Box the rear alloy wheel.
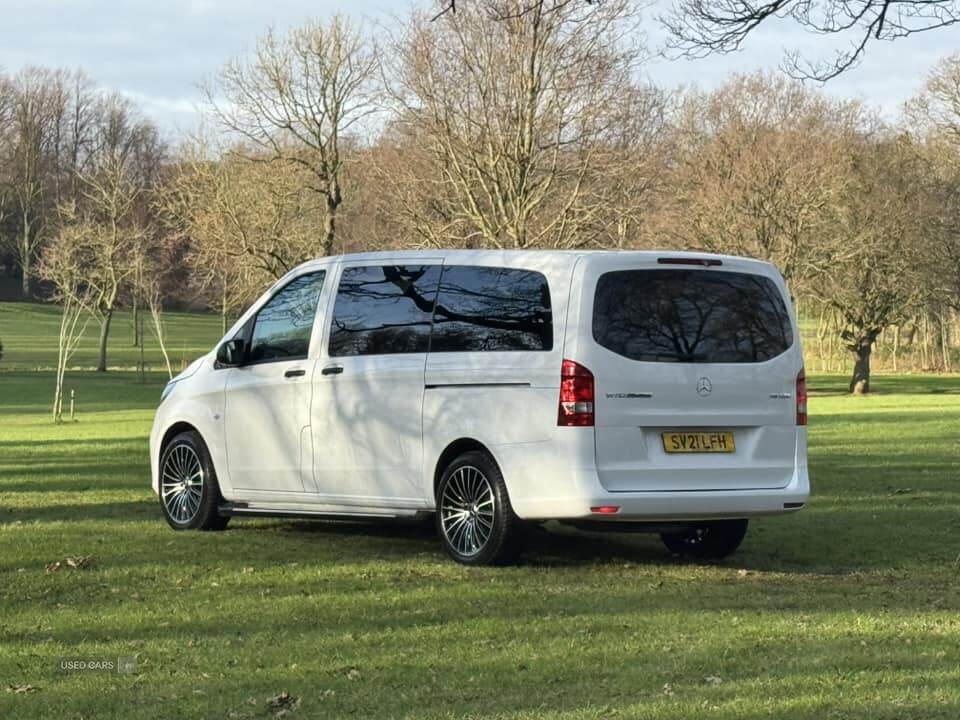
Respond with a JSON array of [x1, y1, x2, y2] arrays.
[[159, 431, 229, 531], [436, 450, 522, 565], [660, 519, 748, 560]]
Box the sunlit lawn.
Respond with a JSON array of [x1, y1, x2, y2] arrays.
[[1, 364, 959, 718], [0, 301, 223, 371]]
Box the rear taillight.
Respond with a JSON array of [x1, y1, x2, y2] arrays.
[[796, 370, 807, 426], [558, 359, 594, 426]]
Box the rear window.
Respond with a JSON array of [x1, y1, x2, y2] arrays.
[[592, 269, 793, 363], [431, 266, 552, 352]]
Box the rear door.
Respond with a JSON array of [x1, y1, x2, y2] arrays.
[[575, 256, 802, 492], [310, 261, 442, 505]]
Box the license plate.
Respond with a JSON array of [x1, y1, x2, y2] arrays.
[[661, 431, 736, 454]]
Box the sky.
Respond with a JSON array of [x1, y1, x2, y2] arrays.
[[1, 0, 957, 137]]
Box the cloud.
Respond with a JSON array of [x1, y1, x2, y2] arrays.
[[0, 0, 953, 134]]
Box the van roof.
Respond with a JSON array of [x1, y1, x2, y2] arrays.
[[292, 249, 778, 274]]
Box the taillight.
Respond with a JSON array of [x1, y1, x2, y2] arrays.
[[558, 359, 594, 426], [796, 370, 807, 426]]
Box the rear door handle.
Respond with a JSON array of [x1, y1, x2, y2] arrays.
[[284, 369, 306, 378], [321, 365, 343, 376]]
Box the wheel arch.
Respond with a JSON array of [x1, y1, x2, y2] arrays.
[[159, 421, 202, 456], [433, 438, 500, 499]]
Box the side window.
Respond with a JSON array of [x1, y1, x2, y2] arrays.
[[328, 265, 441, 357], [431, 266, 553, 352], [247, 271, 326, 363]]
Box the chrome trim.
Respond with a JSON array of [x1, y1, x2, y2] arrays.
[[426, 382, 531, 389]]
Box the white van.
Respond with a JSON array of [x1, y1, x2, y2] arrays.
[[150, 250, 808, 565]]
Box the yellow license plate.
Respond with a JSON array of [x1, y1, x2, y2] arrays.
[[662, 431, 736, 454]]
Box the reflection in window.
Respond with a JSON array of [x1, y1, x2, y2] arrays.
[[431, 266, 553, 352], [328, 265, 441, 357], [593, 269, 792, 364], [248, 271, 326, 363]]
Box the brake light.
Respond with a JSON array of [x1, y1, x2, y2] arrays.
[[657, 257, 722, 267], [590, 505, 620, 514], [796, 370, 807, 426], [558, 359, 594, 426]]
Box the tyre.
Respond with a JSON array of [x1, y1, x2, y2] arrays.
[[158, 430, 229, 531], [435, 450, 523, 565], [660, 519, 748, 560]]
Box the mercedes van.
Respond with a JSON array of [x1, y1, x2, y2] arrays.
[[150, 250, 808, 565]]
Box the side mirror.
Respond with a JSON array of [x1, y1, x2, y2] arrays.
[[216, 338, 245, 367]]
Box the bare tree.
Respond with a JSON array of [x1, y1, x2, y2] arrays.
[[80, 95, 153, 372], [5, 67, 61, 297], [662, 0, 960, 81], [162, 135, 321, 327], [812, 135, 928, 393], [910, 54, 960, 144], [0, 73, 13, 238], [386, 0, 650, 249], [907, 54, 960, 366], [656, 73, 866, 288], [206, 15, 379, 257], [38, 204, 96, 421]]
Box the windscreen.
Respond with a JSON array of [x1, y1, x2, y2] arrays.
[[592, 269, 793, 363]]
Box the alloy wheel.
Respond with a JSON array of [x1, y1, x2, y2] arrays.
[[161, 443, 204, 524], [440, 465, 496, 557]]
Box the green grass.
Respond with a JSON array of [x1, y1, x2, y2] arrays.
[[1, 370, 959, 719], [0, 301, 223, 370]]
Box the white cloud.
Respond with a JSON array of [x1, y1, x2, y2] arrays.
[[1, 0, 955, 135]]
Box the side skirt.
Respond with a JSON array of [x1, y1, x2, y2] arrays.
[[218, 501, 425, 521]]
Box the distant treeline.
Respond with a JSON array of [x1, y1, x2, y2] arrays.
[[1, 2, 959, 393]]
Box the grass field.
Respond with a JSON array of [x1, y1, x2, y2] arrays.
[[2, 365, 959, 719], [2, 302, 958, 718], [0, 301, 223, 370]]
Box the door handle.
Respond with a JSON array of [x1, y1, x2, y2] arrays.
[[284, 369, 306, 378], [321, 365, 344, 376]]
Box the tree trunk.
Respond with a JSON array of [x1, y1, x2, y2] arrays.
[[97, 309, 113, 372], [20, 230, 32, 298], [221, 284, 228, 334], [322, 194, 338, 256], [132, 296, 140, 347], [849, 338, 872, 395]]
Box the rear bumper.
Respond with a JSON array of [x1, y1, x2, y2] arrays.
[[515, 470, 809, 521], [497, 430, 809, 522]]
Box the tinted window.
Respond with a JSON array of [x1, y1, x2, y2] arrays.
[[329, 265, 441, 357], [593, 269, 792, 363], [431, 266, 552, 352], [248, 271, 326, 363]]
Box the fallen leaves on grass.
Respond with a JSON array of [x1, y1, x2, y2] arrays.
[[7, 684, 39, 694], [266, 691, 301, 717], [46, 556, 92, 573], [347, 668, 361, 681]]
